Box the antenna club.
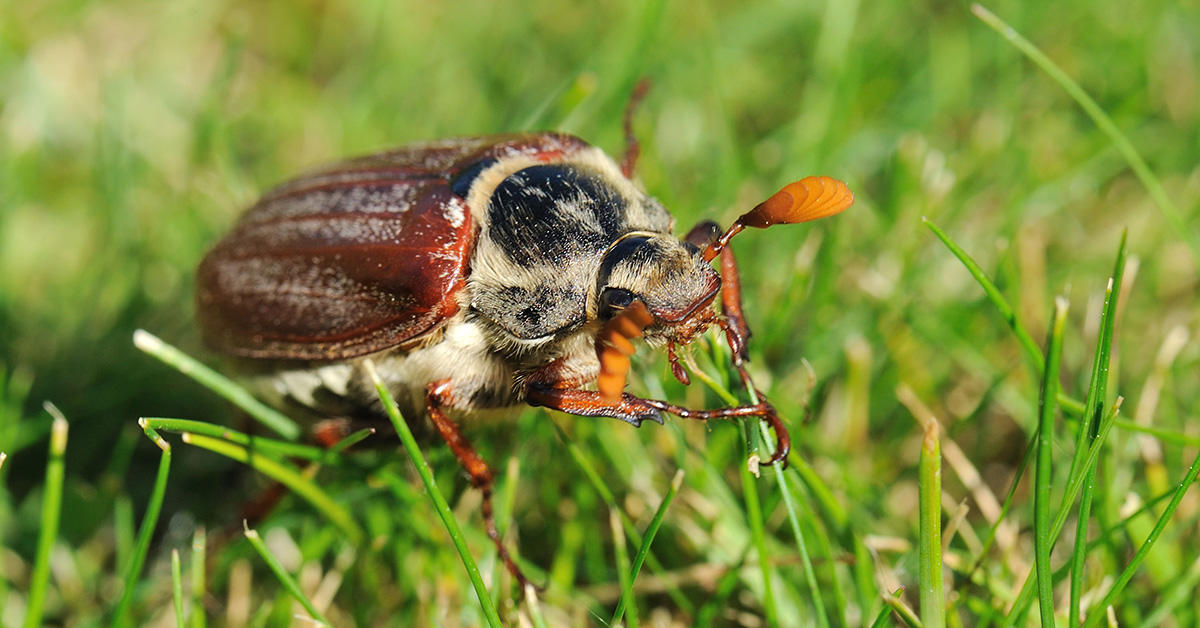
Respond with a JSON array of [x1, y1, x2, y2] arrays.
[[740, 176, 854, 227]]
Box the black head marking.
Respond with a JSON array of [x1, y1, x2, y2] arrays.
[[487, 165, 628, 266]]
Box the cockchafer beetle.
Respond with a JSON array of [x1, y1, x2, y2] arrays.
[[196, 93, 854, 587]]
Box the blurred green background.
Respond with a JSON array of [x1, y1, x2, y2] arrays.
[[2, 0, 1198, 625]]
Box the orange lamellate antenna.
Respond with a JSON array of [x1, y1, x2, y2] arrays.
[[596, 301, 654, 402], [702, 176, 855, 262]]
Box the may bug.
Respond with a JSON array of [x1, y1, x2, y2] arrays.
[[197, 94, 853, 587]]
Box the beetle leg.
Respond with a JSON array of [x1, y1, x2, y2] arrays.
[[527, 387, 663, 426], [717, 247, 752, 367], [527, 387, 790, 466], [710, 239, 798, 467], [681, 222, 790, 466], [620, 78, 651, 177], [683, 219, 752, 365], [666, 341, 691, 386], [426, 380, 539, 591]]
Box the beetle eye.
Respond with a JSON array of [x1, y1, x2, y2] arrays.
[[598, 287, 636, 318]]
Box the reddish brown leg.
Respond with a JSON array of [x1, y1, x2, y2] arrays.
[[426, 380, 538, 591], [681, 221, 792, 465], [713, 244, 792, 466], [718, 247, 752, 366], [527, 387, 789, 465], [666, 341, 691, 385], [620, 78, 651, 178]]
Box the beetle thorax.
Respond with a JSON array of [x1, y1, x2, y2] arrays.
[[461, 149, 677, 357]]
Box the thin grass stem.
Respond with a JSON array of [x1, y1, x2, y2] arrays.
[[141, 418, 328, 461], [610, 508, 638, 628], [1080, 447, 1200, 627], [884, 586, 923, 628], [554, 420, 694, 612], [181, 433, 363, 545], [113, 421, 173, 627], [22, 406, 67, 628], [923, 219, 1084, 415], [970, 4, 1197, 260], [1005, 397, 1125, 624], [362, 360, 502, 628], [1068, 234, 1126, 626], [242, 524, 329, 626], [919, 421, 945, 628], [1034, 297, 1067, 627], [191, 527, 206, 628], [611, 469, 685, 625], [760, 421, 831, 627], [171, 549, 185, 628], [133, 330, 300, 440]]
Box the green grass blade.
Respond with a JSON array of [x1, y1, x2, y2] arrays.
[[1081, 447, 1200, 627], [362, 359, 502, 628], [922, 219, 1041, 372], [171, 549, 184, 628], [611, 469, 684, 625], [191, 527, 206, 628], [1111, 419, 1200, 447], [761, 422, 831, 627], [141, 418, 329, 462], [919, 421, 944, 628], [970, 4, 1197, 260], [1034, 297, 1067, 627], [133, 330, 300, 440], [324, 427, 375, 456], [923, 219, 1084, 415], [554, 420, 694, 613], [180, 432, 363, 545], [700, 333, 783, 624], [113, 421, 173, 628], [789, 456, 878, 614], [870, 601, 897, 628], [1006, 398, 1126, 624], [22, 404, 67, 628], [741, 427, 779, 625], [1066, 232, 1126, 480], [884, 586, 923, 628], [242, 524, 329, 626], [1069, 234, 1126, 626], [610, 508, 638, 628]]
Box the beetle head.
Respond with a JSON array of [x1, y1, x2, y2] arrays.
[[591, 231, 720, 344]]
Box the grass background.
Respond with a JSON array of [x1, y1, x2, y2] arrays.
[[2, 0, 1199, 625]]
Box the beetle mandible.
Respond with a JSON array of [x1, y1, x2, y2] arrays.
[[196, 89, 854, 587]]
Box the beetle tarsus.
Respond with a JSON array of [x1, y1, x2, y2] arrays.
[[756, 400, 791, 468], [667, 342, 691, 386]]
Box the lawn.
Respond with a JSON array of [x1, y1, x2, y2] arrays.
[[2, 0, 1198, 626]]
